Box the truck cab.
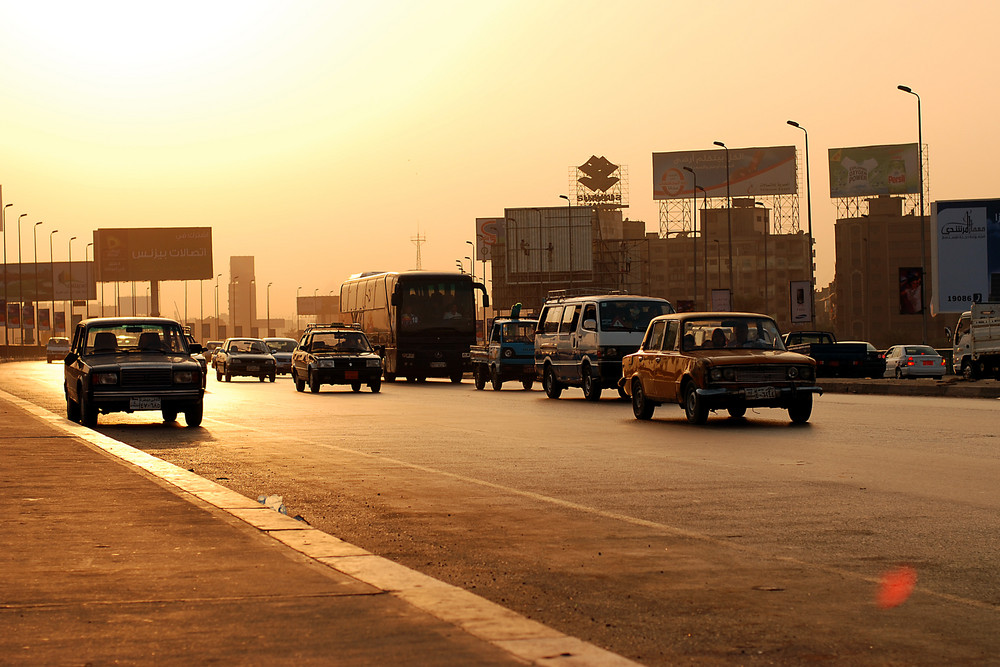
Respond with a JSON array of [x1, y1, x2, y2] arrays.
[[948, 303, 1000, 379], [471, 315, 538, 391]]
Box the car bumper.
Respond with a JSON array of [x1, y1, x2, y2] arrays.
[[90, 388, 203, 412], [695, 385, 823, 408], [314, 368, 382, 384]]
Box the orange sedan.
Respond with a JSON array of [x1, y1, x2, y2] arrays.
[[620, 312, 822, 424]]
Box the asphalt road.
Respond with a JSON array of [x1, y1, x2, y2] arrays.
[[5, 361, 999, 665]]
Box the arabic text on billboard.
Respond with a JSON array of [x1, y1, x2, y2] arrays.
[[95, 227, 213, 282], [652, 146, 797, 201], [931, 198, 1000, 313], [828, 143, 919, 198]]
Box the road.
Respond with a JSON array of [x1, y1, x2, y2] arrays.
[[4, 360, 999, 665]]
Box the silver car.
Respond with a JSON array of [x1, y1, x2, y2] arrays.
[[883, 345, 946, 378], [264, 337, 298, 375]]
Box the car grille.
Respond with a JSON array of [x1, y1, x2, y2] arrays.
[[121, 368, 173, 387], [327, 359, 368, 369], [733, 366, 790, 383]]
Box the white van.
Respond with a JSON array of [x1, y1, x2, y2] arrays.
[[534, 292, 674, 400]]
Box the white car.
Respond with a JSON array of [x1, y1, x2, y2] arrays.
[[45, 336, 71, 363], [883, 345, 946, 379]]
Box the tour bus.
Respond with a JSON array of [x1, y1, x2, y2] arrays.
[[340, 271, 489, 382]]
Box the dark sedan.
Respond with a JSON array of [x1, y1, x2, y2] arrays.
[[214, 337, 277, 382]]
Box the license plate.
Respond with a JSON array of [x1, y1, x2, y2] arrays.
[[345, 371, 358, 379], [248, 365, 259, 372], [430, 362, 447, 368], [745, 386, 778, 400], [922, 360, 933, 365], [130, 397, 161, 410]]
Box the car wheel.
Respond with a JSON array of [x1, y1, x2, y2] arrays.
[[217, 368, 223, 382], [631, 378, 654, 420], [309, 370, 321, 393], [617, 385, 629, 401], [369, 377, 381, 393], [788, 393, 813, 424], [162, 409, 178, 423], [543, 365, 562, 399], [66, 391, 80, 423], [450, 371, 463, 383], [490, 366, 503, 391], [895, 366, 903, 379], [521, 378, 534, 391], [79, 387, 98, 427], [184, 402, 204, 428], [473, 366, 486, 390], [269, 373, 276, 382], [683, 383, 708, 425], [293, 370, 305, 392], [961, 360, 975, 381], [351, 382, 361, 392], [259, 375, 266, 382], [581, 365, 602, 401], [727, 404, 747, 419]]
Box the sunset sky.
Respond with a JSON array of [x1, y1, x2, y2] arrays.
[[1, 1, 996, 321]]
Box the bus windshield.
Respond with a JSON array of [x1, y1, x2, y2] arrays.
[[398, 279, 475, 334]]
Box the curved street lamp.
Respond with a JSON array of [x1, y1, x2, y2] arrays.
[[32, 221, 42, 342], [683, 166, 699, 310], [1, 203, 11, 346], [49, 230, 58, 335], [266, 282, 273, 337], [897, 84, 928, 344], [68, 236, 77, 330], [787, 120, 816, 325], [18, 214, 27, 341], [214, 273, 222, 338], [712, 142, 734, 305]]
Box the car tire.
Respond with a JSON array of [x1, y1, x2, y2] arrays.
[[269, 373, 276, 382], [185, 402, 204, 428], [631, 378, 654, 420], [369, 377, 381, 393], [217, 368, 223, 382], [309, 370, 321, 393], [728, 404, 747, 419], [259, 375, 266, 382], [490, 366, 503, 391], [683, 383, 708, 425], [543, 365, 563, 399], [521, 378, 533, 391], [788, 393, 813, 424], [293, 370, 305, 393], [66, 391, 80, 423], [79, 387, 98, 427], [895, 366, 903, 379], [450, 371, 463, 384], [351, 382, 361, 392], [581, 365, 602, 401], [162, 409, 178, 423], [473, 366, 486, 390]]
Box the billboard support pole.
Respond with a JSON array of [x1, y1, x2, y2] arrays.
[[788, 120, 816, 323]]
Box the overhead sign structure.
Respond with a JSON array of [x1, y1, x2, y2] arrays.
[[828, 143, 920, 198], [931, 198, 1000, 313], [94, 227, 213, 282], [652, 146, 797, 201]]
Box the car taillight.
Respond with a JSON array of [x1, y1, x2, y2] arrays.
[[906, 357, 914, 366]]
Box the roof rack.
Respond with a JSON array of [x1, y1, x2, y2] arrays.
[[544, 288, 629, 302], [305, 322, 362, 330]]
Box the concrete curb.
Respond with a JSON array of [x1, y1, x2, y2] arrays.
[[2, 390, 638, 667], [818, 377, 1000, 399]]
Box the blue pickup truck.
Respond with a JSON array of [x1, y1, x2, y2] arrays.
[[470, 314, 538, 391]]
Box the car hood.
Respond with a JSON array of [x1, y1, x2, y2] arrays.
[[695, 350, 815, 365]]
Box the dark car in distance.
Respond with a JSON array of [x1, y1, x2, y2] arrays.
[[213, 337, 277, 382], [291, 324, 382, 393], [63, 317, 205, 427]]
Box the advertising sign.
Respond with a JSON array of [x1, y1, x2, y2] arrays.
[[899, 268, 924, 315], [7, 303, 20, 328], [652, 146, 797, 200], [476, 218, 505, 262], [790, 280, 812, 322], [0, 262, 97, 301], [931, 198, 1000, 313], [711, 289, 732, 312], [54, 311, 65, 333], [21, 304, 34, 329], [94, 227, 213, 282], [828, 143, 920, 198], [503, 207, 593, 283], [38, 308, 50, 331], [0, 299, 4, 327]]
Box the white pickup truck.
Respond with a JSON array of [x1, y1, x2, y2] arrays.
[[947, 302, 1000, 379]]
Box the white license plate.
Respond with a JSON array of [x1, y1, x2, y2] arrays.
[[130, 397, 161, 410], [745, 386, 778, 400], [430, 362, 447, 368], [247, 365, 260, 372]]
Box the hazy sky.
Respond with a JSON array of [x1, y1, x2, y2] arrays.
[[1, 1, 996, 321]]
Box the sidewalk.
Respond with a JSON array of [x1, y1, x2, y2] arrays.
[[0, 392, 634, 666]]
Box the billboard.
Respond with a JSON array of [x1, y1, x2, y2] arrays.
[[828, 143, 920, 198], [652, 146, 797, 200], [476, 218, 504, 262], [0, 262, 96, 301], [790, 280, 812, 322], [503, 206, 593, 283], [94, 227, 213, 282], [931, 199, 1000, 313]]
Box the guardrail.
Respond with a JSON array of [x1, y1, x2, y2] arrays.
[[0, 345, 46, 361]]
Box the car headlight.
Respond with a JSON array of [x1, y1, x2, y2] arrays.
[[93, 372, 119, 385], [173, 371, 196, 384], [502, 348, 514, 358], [366, 359, 381, 367], [318, 360, 334, 368], [710, 367, 736, 381], [601, 347, 618, 359], [787, 366, 799, 379]]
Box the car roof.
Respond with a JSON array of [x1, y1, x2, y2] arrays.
[[80, 316, 182, 327]]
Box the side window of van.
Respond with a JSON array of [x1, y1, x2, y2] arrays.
[[542, 306, 564, 334], [581, 304, 598, 330], [561, 305, 580, 332]]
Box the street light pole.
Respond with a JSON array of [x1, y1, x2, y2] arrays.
[[787, 120, 816, 325], [296, 286, 302, 332], [466, 239, 478, 337], [49, 230, 58, 335], [559, 194, 574, 292], [33, 221, 42, 343], [17, 214, 27, 343], [683, 166, 699, 310], [266, 282, 273, 337], [713, 142, 734, 309], [1, 202, 11, 346], [68, 237, 77, 330], [898, 85, 929, 344], [697, 185, 707, 308], [249, 279, 256, 335], [85, 242, 93, 318], [215, 273, 222, 339]]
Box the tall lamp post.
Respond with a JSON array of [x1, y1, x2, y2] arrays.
[[683, 166, 699, 310], [466, 239, 478, 336], [787, 120, 816, 325], [85, 242, 93, 318], [296, 286, 302, 332], [266, 282, 273, 337], [214, 273, 222, 339], [697, 185, 707, 307], [2, 203, 11, 345], [49, 230, 58, 335], [559, 194, 574, 291], [17, 214, 27, 342], [32, 221, 42, 343], [68, 236, 77, 330], [249, 279, 256, 335], [712, 142, 734, 308], [897, 85, 928, 344]]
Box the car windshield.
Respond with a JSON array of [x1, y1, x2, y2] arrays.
[[599, 300, 673, 332], [905, 345, 937, 355], [266, 340, 297, 353], [681, 316, 785, 351], [230, 340, 269, 354], [311, 331, 371, 352], [501, 322, 535, 343], [85, 323, 187, 354]]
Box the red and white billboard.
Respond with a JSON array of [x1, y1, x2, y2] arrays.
[[652, 146, 797, 200], [94, 227, 213, 282]]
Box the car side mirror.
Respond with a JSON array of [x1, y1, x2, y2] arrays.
[[64, 352, 78, 364], [582, 318, 597, 331], [189, 343, 204, 354]]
